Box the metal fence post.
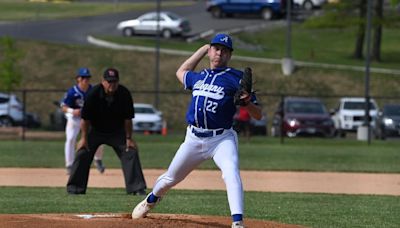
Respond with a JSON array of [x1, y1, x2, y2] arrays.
[[280, 94, 285, 144], [21, 90, 26, 141]]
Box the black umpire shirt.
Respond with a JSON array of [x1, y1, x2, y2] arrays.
[[81, 84, 135, 134]]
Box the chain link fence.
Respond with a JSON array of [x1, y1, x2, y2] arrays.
[[1, 89, 400, 141]]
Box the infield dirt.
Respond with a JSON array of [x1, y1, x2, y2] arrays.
[[0, 213, 304, 228]]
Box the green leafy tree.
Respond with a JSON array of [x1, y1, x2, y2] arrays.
[[372, 0, 383, 61], [354, 0, 366, 60], [0, 37, 23, 92], [304, 0, 398, 62]]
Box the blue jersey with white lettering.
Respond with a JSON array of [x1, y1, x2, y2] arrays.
[[61, 85, 92, 109], [184, 67, 257, 129]]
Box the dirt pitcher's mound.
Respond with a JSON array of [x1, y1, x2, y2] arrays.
[[0, 213, 303, 228]]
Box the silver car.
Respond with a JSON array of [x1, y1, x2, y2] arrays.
[[132, 103, 163, 134], [0, 92, 24, 127], [117, 11, 191, 39]]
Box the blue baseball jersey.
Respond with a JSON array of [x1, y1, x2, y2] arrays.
[[61, 85, 92, 109], [184, 67, 257, 129]]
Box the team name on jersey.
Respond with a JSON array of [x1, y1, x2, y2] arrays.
[[74, 96, 84, 108], [193, 81, 225, 100]]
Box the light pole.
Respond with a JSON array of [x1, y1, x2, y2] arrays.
[[113, 0, 119, 11], [154, 0, 161, 109], [282, 0, 295, 76], [364, 0, 373, 144]]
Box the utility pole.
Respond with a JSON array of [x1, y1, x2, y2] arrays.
[[113, 0, 119, 11], [154, 0, 161, 109], [281, 0, 295, 76], [364, 0, 373, 145]]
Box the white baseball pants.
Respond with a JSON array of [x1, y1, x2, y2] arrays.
[[152, 126, 244, 215], [64, 116, 104, 167]]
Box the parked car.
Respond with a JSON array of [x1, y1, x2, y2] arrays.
[[249, 115, 268, 135], [133, 103, 163, 134], [24, 112, 41, 128], [271, 97, 335, 137], [116, 11, 191, 38], [331, 97, 378, 138], [293, 0, 326, 10], [373, 104, 400, 140], [50, 102, 164, 133], [0, 92, 24, 127], [0, 92, 41, 128], [233, 108, 268, 136], [206, 0, 285, 20], [49, 100, 66, 131]]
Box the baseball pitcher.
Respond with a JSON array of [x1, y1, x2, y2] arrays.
[[132, 34, 262, 228]]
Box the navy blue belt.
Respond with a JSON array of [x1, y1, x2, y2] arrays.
[[191, 126, 224, 138]]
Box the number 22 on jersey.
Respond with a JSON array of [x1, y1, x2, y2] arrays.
[[206, 100, 218, 113]]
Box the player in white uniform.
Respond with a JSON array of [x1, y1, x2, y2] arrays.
[[62, 68, 105, 175], [132, 34, 262, 228]]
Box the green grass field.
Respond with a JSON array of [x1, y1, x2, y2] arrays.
[[1, 187, 399, 228], [1, 136, 400, 173], [0, 137, 400, 227]]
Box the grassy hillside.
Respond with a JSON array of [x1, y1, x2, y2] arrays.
[[5, 39, 400, 131], [104, 26, 400, 70], [0, 0, 191, 21]]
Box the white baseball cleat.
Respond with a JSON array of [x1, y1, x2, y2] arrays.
[[131, 193, 159, 219], [232, 220, 244, 228]]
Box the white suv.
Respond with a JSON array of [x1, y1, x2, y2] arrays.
[[331, 97, 378, 137], [0, 92, 24, 127]]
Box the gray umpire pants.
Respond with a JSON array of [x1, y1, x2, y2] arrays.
[[66, 130, 146, 194]]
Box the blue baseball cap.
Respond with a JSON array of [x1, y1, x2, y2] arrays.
[[210, 33, 233, 51], [77, 68, 91, 77]]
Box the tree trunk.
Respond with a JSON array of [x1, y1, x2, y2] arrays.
[[353, 0, 367, 59], [372, 0, 383, 62]]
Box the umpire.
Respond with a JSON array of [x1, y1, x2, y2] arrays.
[[67, 68, 147, 195]]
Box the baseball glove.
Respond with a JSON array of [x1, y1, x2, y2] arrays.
[[234, 67, 253, 106]]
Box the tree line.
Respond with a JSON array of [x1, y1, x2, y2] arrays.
[[304, 0, 400, 62]]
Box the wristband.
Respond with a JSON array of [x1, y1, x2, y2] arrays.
[[67, 108, 74, 114]]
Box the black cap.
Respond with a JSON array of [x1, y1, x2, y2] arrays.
[[103, 68, 119, 82]]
